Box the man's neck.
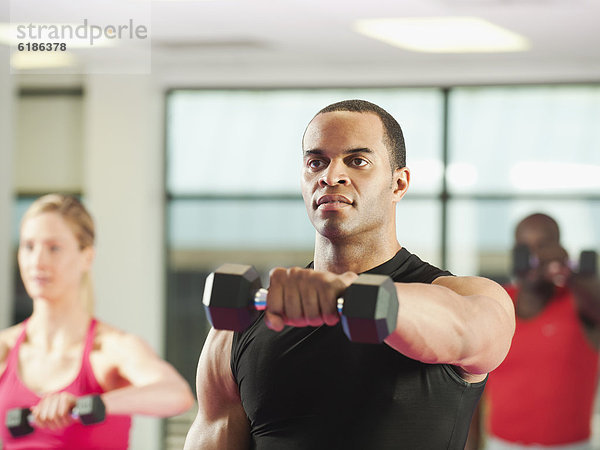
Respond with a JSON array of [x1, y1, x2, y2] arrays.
[[515, 280, 555, 319], [313, 235, 401, 274]]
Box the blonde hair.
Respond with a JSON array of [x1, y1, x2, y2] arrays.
[[21, 194, 96, 314]]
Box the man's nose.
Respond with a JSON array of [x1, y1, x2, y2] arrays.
[[319, 161, 350, 187]]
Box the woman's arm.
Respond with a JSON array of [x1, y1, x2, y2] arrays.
[[98, 328, 195, 417]]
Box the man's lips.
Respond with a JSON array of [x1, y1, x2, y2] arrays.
[[316, 194, 353, 210]]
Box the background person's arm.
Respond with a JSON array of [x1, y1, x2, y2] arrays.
[[385, 276, 515, 380], [98, 327, 194, 417], [184, 329, 250, 450], [571, 273, 600, 348]]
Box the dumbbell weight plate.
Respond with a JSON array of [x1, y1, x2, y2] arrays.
[[579, 250, 598, 276], [203, 264, 263, 331], [5, 408, 33, 437], [74, 395, 106, 425], [340, 274, 399, 344]]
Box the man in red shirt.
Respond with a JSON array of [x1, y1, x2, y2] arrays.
[[468, 213, 600, 449]]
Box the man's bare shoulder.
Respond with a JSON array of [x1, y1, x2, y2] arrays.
[[434, 275, 511, 300], [205, 329, 235, 354], [201, 329, 235, 374], [198, 329, 238, 400]]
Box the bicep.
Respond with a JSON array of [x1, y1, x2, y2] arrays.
[[186, 329, 249, 450], [196, 329, 240, 415], [434, 275, 515, 321], [432, 275, 516, 373]]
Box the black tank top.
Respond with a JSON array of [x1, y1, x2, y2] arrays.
[[231, 248, 486, 450]]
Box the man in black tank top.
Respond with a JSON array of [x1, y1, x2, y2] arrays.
[[184, 100, 515, 450]]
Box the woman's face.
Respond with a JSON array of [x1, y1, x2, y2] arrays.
[[18, 212, 93, 303]]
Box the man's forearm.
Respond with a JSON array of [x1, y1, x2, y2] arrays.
[[571, 276, 600, 324]]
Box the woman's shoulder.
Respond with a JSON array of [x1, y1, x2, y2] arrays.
[[0, 322, 26, 370], [92, 320, 149, 353], [0, 322, 26, 349]]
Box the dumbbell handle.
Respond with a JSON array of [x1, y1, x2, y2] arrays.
[[514, 247, 597, 276], [252, 288, 344, 314], [6, 394, 105, 438], [24, 406, 86, 425]]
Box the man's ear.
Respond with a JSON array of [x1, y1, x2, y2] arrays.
[[392, 167, 410, 201]]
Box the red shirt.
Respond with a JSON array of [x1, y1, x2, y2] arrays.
[[486, 285, 599, 445], [0, 319, 131, 449]]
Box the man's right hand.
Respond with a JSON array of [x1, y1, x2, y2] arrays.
[[265, 267, 358, 331], [534, 244, 571, 287]]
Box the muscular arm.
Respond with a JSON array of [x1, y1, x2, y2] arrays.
[[570, 274, 600, 348], [184, 329, 250, 450], [100, 332, 194, 417], [384, 276, 515, 378]]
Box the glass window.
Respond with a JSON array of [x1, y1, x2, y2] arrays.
[[448, 86, 600, 194], [166, 88, 444, 195], [447, 199, 600, 280], [396, 199, 442, 267], [168, 198, 315, 251]]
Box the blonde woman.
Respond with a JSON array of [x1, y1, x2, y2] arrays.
[[0, 194, 194, 449]]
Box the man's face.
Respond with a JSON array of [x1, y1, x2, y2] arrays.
[[516, 218, 562, 262], [301, 111, 409, 241], [515, 219, 568, 287]]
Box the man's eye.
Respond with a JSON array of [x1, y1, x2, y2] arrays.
[[350, 158, 368, 167], [308, 160, 324, 169]]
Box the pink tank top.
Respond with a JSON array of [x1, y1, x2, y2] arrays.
[[0, 319, 132, 449]]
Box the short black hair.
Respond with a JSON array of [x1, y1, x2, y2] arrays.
[[308, 99, 406, 170], [516, 213, 561, 242]]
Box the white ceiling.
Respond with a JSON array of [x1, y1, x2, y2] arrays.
[[4, 0, 600, 87]]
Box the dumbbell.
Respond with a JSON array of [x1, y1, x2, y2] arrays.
[[5, 394, 105, 437], [513, 245, 598, 277], [202, 263, 399, 344]]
